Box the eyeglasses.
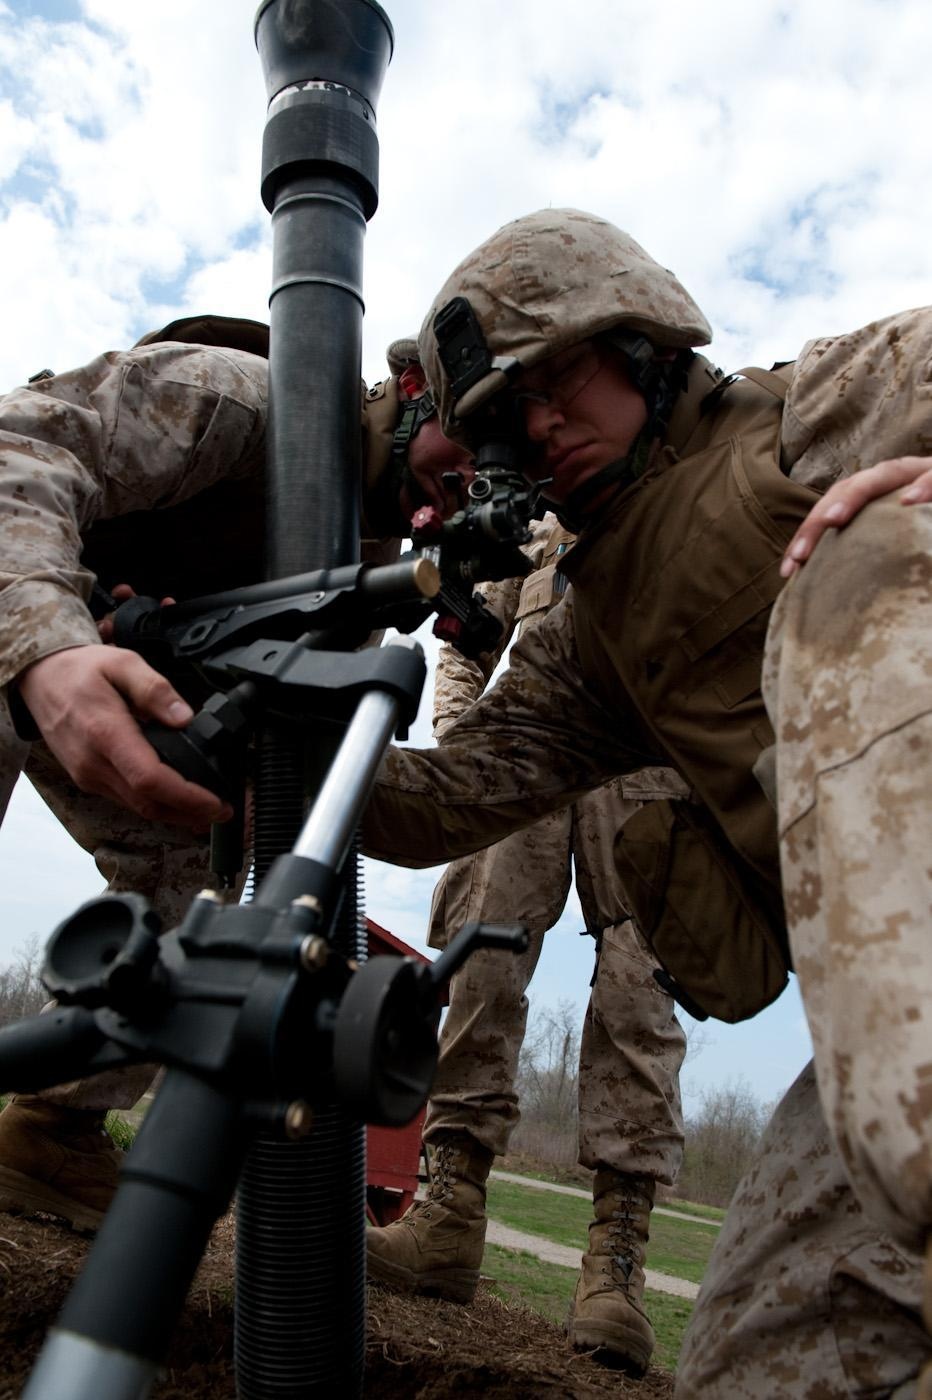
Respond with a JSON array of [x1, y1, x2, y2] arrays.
[[514, 342, 606, 415]]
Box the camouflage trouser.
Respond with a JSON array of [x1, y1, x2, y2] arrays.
[[677, 1061, 927, 1397], [679, 497, 932, 1394], [424, 782, 686, 1182], [0, 699, 213, 1110]]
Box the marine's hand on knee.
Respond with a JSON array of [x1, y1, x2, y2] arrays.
[[781, 456, 932, 579]]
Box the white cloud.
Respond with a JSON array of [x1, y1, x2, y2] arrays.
[[3, 0, 930, 379], [0, 97, 36, 181]]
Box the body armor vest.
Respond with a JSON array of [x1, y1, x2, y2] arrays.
[[562, 372, 821, 1020]]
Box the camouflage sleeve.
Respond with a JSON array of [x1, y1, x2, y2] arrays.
[[431, 515, 555, 739], [782, 307, 932, 493], [364, 594, 660, 867], [432, 574, 524, 739], [0, 344, 266, 688]]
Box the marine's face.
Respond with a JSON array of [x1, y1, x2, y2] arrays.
[[404, 410, 475, 518], [513, 340, 648, 505], [394, 361, 475, 520]]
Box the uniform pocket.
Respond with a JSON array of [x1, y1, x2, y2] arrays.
[[614, 798, 790, 1023], [515, 562, 559, 621], [829, 1238, 928, 1396]]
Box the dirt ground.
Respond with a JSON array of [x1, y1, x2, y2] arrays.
[[0, 1212, 675, 1399]]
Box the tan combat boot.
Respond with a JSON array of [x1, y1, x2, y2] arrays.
[[0, 1094, 123, 1232], [567, 1169, 656, 1375], [366, 1131, 493, 1303]]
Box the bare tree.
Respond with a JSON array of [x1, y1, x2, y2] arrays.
[[677, 1078, 770, 1207], [516, 999, 580, 1129], [0, 936, 47, 1029], [681, 1013, 712, 1066], [510, 999, 581, 1171]]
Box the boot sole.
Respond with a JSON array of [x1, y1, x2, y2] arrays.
[[569, 1319, 653, 1378], [366, 1249, 478, 1305], [0, 1164, 104, 1233]]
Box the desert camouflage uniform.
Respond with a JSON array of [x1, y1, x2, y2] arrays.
[[678, 313, 932, 1396], [0, 342, 270, 1105], [363, 259, 932, 1391], [0, 338, 400, 1109], [425, 515, 687, 1180]]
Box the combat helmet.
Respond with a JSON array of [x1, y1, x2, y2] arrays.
[[385, 335, 420, 376], [418, 208, 711, 440]]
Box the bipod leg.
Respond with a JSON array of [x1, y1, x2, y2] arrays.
[[23, 1068, 245, 1400]]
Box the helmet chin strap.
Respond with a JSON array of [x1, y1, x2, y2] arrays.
[[548, 426, 653, 533], [548, 346, 694, 533], [382, 389, 442, 526]]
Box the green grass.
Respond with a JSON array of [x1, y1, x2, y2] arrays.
[[499, 1165, 726, 1223], [485, 1243, 577, 1323], [486, 1178, 718, 1286], [483, 1243, 693, 1373], [105, 1112, 137, 1150], [658, 1197, 725, 1223]]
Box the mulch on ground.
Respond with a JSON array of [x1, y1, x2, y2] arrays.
[[0, 1212, 674, 1399]]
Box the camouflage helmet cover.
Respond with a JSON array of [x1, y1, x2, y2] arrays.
[[418, 208, 712, 436], [385, 334, 420, 375]]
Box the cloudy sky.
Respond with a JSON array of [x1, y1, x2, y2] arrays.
[[0, 0, 929, 1113]]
